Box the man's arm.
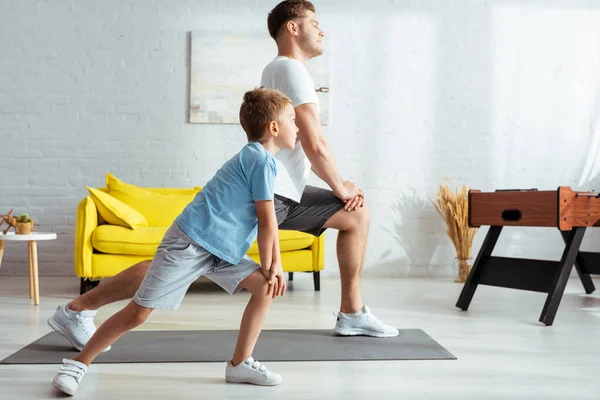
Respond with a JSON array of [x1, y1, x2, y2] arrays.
[[295, 103, 362, 202], [255, 200, 286, 298]]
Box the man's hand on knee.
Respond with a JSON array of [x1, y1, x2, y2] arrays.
[[344, 194, 365, 212], [334, 180, 362, 202]]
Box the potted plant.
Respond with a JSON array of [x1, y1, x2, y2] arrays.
[[430, 182, 478, 283], [14, 214, 35, 235]]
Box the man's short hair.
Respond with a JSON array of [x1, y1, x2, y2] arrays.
[[267, 0, 315, 40], [239, 88, 292, 142]]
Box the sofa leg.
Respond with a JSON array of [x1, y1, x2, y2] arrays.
[[288, 272, 294, 281], [80, 278, 100, 295], [313, 271, 320, 291]]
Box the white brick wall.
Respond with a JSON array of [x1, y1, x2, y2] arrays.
[[2, 0, 600, 280]]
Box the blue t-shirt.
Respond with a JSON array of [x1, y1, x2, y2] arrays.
[[175, 142, 277, 265]]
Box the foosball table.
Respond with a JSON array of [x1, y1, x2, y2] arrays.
[[456, 187, 600, 325]]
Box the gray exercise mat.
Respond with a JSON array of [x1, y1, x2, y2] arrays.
[[0, 329, 455, 364]]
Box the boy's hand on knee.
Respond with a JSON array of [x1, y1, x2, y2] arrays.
[[267, 262, 286, 299]]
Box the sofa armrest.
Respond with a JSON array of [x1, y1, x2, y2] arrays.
[[310, 232, 325, 272], [74, 196, 98, 278]]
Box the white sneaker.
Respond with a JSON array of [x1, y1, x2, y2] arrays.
[[47, 303, 111, 352], [334, 305, 399, 338], [225, 357, 282, 386], [52, 358, 88, 396]]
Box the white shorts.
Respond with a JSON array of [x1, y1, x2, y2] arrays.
[[133, 222, 261, 310]]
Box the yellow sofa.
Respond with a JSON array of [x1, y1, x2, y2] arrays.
[[75, 183, 324, 295]]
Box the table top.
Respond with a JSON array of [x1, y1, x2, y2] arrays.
[[0, 232, 57, 241]]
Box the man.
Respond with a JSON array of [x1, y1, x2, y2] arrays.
[[48, 0, 397, 351]]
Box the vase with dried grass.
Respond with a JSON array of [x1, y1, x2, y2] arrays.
[[430, 182, 478, 283]]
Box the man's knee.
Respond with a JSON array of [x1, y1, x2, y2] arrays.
[[354, 203, 370, 230], [326, 202, 370, 232]]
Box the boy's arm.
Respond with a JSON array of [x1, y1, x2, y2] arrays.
[[255, 200, 286, 298], [295, 103, 363, 204]]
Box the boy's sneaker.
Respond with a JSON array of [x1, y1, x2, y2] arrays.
[[52, 358, 88, 396], [47, 303, 111, 352], [225, 357, 282, 386], [334, 305, 399, 338]]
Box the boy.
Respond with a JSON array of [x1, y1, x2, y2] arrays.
[[52, 87, 299, 395]]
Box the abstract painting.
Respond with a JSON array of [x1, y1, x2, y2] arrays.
[[189, 32, 330, 125]]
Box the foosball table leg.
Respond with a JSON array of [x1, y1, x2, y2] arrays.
[[560, 231, 596, 294], [456, 226, 503, 311], [539, 227, 586, 326]]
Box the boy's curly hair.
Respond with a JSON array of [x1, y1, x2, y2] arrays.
[[239, 88, 291, 142]]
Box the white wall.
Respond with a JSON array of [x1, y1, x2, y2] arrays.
[[2, 0, 600, 279]]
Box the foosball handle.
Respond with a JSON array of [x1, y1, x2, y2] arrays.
[[576, 192, 600, 198], [495, 188, 538, 192]]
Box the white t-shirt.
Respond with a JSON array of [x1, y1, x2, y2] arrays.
[[261, 56, 319, 203]]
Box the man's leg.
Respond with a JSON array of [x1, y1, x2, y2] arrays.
[[276, 187, 368, 312], [47, 260, 152, 351], [276, 186, 397, 337], [323, 204, 397, 337], [322, 204, 370, 314], [69, 260, 152, 311]]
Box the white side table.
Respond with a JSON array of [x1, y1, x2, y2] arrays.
[[0, 232, 57, 305]]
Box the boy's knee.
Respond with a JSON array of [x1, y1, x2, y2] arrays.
[[135, 260, 152, 277], [250, 281, 275, 303], [130, 310, 150, 327], [261, 282, 275, 302], [125, 303, 152, 327]]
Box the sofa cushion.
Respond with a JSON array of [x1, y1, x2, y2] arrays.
[[93, 225, 315, 256], [106, 173, 201, 196], [86, 187, 148, 229], [93, 225, 167, 256], [246, 231, 315, 255], [105, 173, 201, 226]]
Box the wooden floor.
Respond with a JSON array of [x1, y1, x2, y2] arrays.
[[1, 275, 599, 399]]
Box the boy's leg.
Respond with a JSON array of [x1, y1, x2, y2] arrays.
[[52, 222, 214, 395], [205, 258, 282, 386], [48, 259, 152, 351], [52, 301, 153, 395], [231, 269, 273, 365], [74, 301, 153, 365], [70, 260, 152, 311], [75, 226, 207, 355]]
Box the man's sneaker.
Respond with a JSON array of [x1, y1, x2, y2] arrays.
[[52, 358, 88, 396], [334, 305, 399, 338], [47, 303, 111, 352], [225, 357, 282, 386]]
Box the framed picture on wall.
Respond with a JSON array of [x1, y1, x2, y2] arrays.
[[189, 31, 330, 125]]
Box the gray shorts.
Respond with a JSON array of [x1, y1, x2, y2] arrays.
[[133, 186, 343, 310], [275, 185, 345, 236], [133, 223, 261, 310]]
